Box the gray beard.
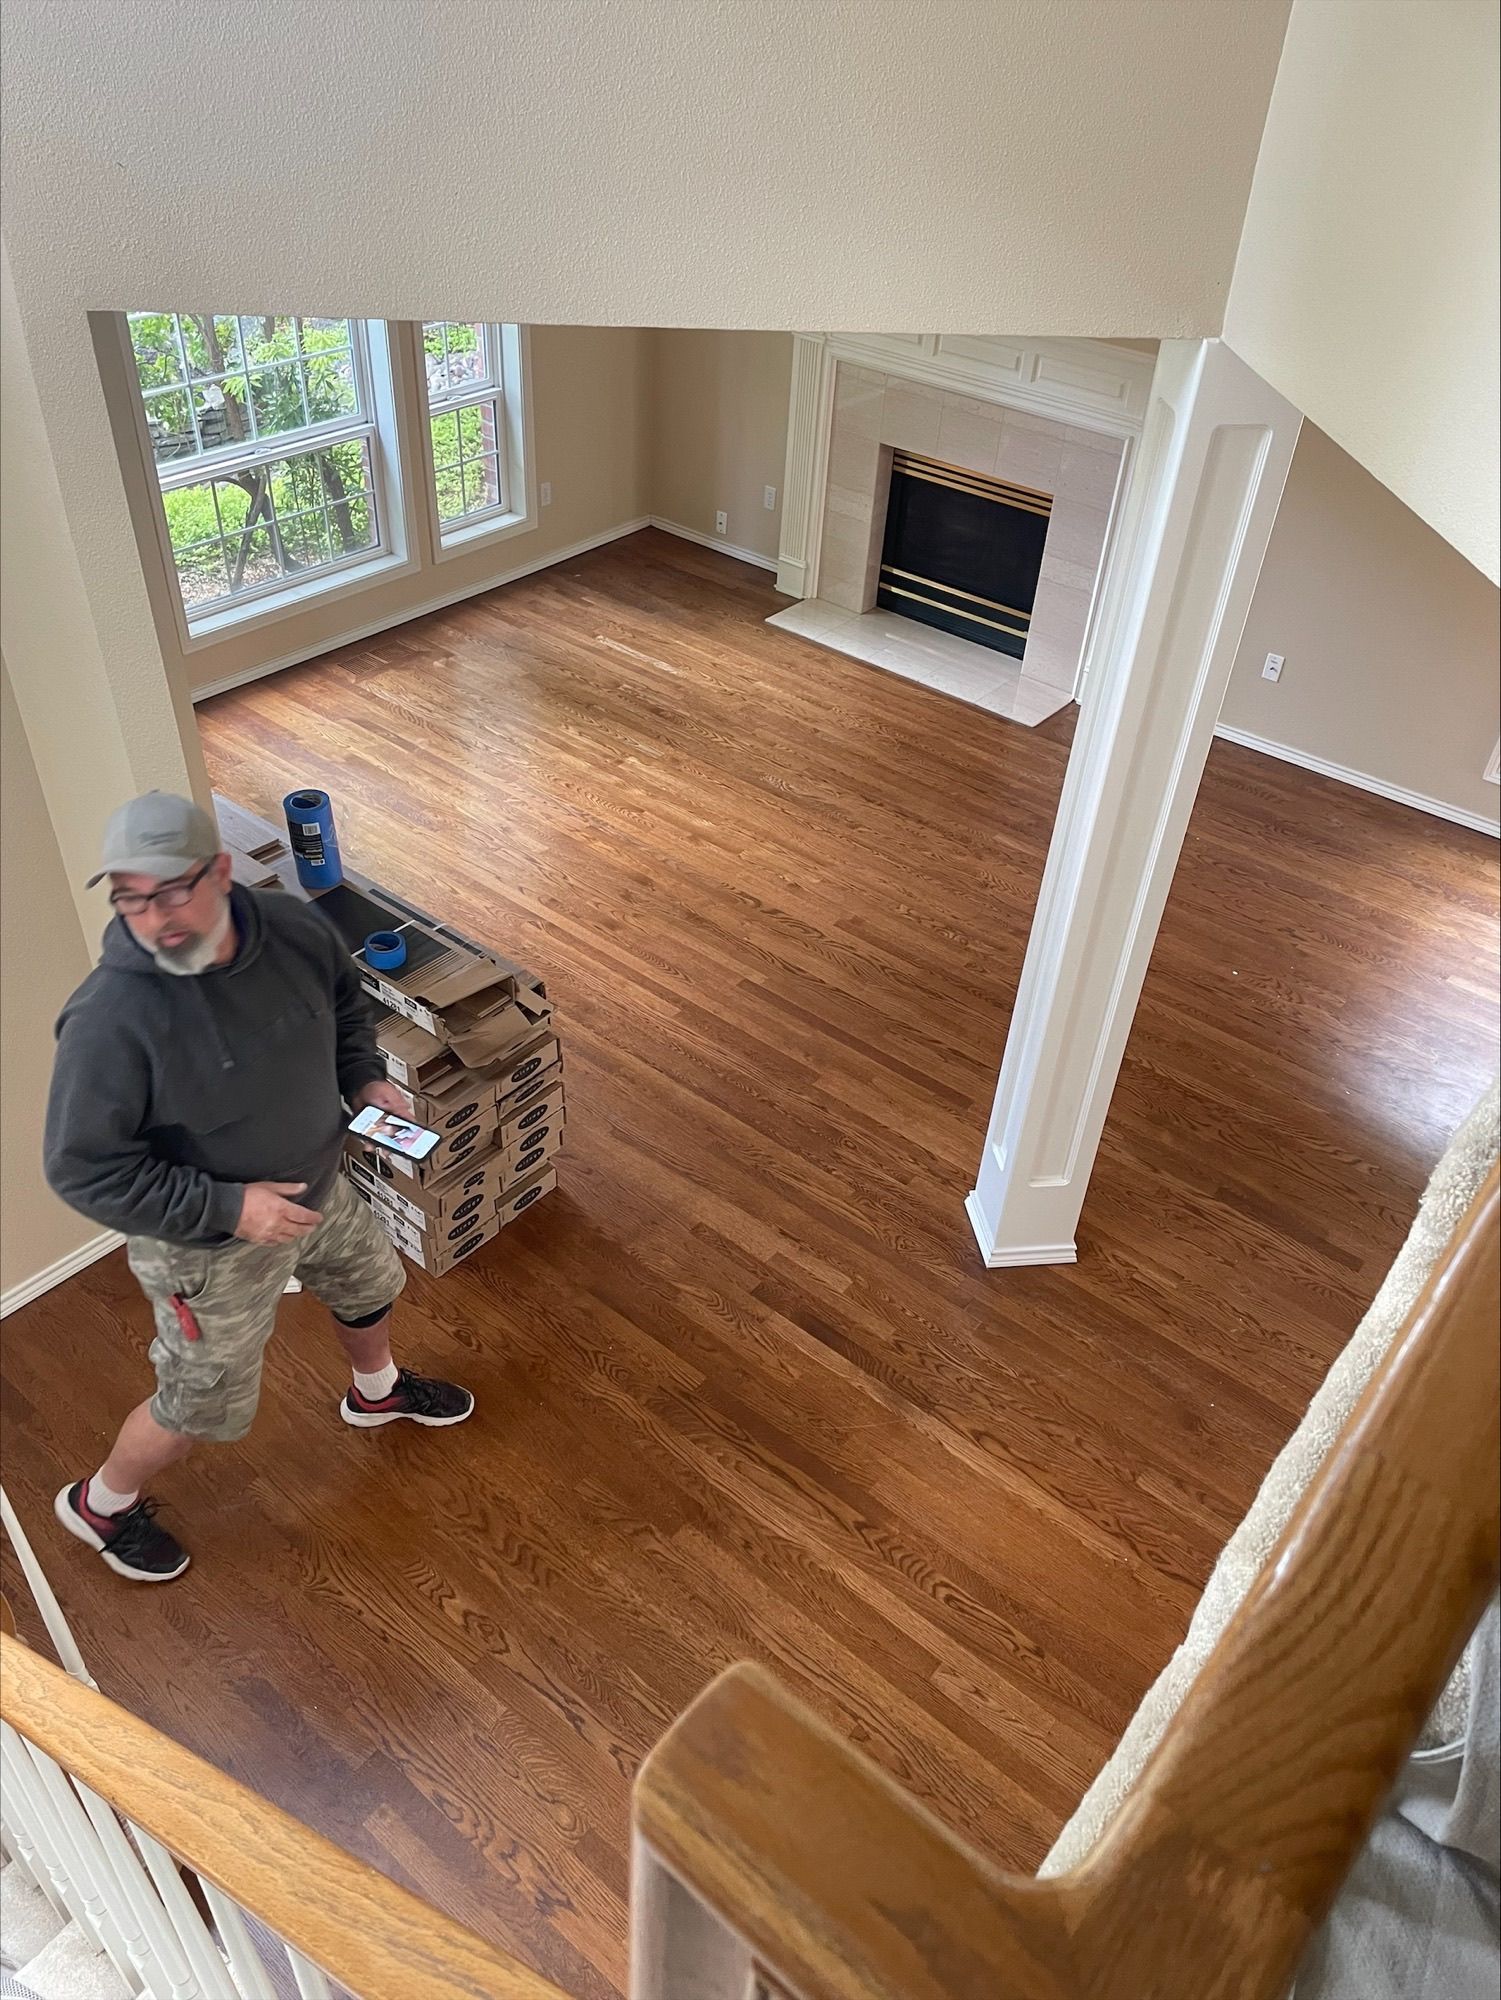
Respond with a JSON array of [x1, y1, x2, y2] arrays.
[[153, 903, 233, 976]]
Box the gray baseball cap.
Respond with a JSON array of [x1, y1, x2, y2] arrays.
[[87, 792, 223, 888]]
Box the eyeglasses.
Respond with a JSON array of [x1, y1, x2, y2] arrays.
[[110, 860, 214, 917]]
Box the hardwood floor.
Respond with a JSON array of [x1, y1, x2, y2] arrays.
[[4, 528, 1496, 1996]]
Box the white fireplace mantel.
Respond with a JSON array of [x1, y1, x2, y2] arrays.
[[774, 332, 1154, 611]]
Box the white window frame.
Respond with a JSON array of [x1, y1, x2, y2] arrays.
[[421, 322, 534, 558], [114, 315, 416, 650]]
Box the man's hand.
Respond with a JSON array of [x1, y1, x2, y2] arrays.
[[235, 1181, 322, 1246], [351, 1080, 408, 1115]]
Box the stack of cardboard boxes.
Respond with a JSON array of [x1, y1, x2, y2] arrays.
[[211, 791, 564, 1278], [339, 911, 565, 1276]]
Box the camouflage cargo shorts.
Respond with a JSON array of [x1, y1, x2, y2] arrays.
[[126, 1173, 406, 1442]]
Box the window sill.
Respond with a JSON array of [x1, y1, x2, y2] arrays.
[[181, 548, 417, 652], [434, 505, 536, 563]]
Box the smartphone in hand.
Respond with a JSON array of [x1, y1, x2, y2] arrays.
[[348, 1103, 442, 1161]]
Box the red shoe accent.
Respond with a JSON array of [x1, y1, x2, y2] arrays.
[[79, 1479, 128, 1531], [349, 1385, 402, 1411]]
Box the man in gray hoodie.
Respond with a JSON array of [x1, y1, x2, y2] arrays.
[[44, 793, 475, 1582]]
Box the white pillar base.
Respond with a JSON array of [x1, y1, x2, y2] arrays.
[[968, 339, 1301, 1270], [965, 1192, 1077, 1269]]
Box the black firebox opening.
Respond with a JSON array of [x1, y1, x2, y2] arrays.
[[876, 450, 1052, 660]]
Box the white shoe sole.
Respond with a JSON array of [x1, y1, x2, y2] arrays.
[[339, 1398, 475, 1429], [53, 1486, 191, 1583]]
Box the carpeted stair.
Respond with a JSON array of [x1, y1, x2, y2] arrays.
[[0, 1859, 135, 2000]]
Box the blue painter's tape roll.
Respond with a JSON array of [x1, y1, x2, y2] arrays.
[[364, 930, 407, 972], [283, 789, 343, 891]]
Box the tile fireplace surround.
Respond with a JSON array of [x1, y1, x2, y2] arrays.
[[769, 335, 1153, 726]]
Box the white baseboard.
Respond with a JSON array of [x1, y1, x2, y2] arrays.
[[648, 516, 779, 573], [964, 1192, 1078, 1269], [1213, 725, 1501, 837], [2, 1232, 122, 1318], [191, 517, 654, 702]]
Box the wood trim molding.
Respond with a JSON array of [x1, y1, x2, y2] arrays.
[[819, 334, 1153, 437], [634, 1164, 1501, 2000], [1215, 725, 1501, 838], [0, 1637, 571, 2000], [0, 1231, 122, 1319]]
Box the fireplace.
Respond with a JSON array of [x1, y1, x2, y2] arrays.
[[876, 449, 1052, 661], [766, 336, 1148, 726]]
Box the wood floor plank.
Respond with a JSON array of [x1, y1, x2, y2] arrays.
[[3, 528, 1496, 1997]]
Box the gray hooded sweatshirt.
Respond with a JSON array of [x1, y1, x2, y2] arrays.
[[45, 886, 386, 1246]]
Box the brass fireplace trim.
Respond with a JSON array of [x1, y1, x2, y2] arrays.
[[879, 563, 1032, 622], [889, 449, 1054, 519]]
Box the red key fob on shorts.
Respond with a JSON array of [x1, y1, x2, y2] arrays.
[[169, 1293, 202, 1342]]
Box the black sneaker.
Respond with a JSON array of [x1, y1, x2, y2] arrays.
[[339, 1368, 475, 1430], [54, 1482, 191, 1583]]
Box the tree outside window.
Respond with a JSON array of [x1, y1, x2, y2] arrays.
[[127, 313, 384, 613]]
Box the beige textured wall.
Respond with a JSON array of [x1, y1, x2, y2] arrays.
[[1222, 424, 1501, 826], [1, 661, 100, 1296], [3, 2, 1292, 339], [649, 331, 793, 562], [1225, 0, 1499, 582], [94, 325, 653, 697]]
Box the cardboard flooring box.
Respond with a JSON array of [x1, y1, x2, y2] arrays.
[[496, 1075, 566, 1153], [345, 1143, 513, 1232], [377, 993, 553, 1087], [496, 1119, 565, 1193], [367, 1197, 501, 1275], [498, 1105, 564, 1164], [361, 1164, 558, 1274], [362, 953, 516, 1044], [491, 1032, 560, 1099], [376, 1014, 463, 1092], [387, 1061, 499, 1137]]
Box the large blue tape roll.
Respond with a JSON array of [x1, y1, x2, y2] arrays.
[[282, 789, 343, 891]]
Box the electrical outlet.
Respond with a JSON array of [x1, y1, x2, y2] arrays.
[[1261, 651, 1285, 682], [763, 485, 778, 511], [540, 481, 552, 507], [714, 510, 728, 535]]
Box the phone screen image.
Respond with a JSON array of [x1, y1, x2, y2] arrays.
[[349, 1104, 442, 1160]]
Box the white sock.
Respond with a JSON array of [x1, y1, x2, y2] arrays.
[[87, 1472, 139, 1517], [353, 1362, 399, 1401]]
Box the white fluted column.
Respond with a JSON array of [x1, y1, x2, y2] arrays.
[[968, 338, 1301, 1267]]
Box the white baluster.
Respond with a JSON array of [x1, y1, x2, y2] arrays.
[[70, 1773, 215, 2000], [200, 1883, 282, 2000], [0, 1724, 129, 1973], [1, 1797, 63, 1915], [285, 1943, 335, 2000], [0, 1487, 95, 1684], [132, 1831, 242, 2000]]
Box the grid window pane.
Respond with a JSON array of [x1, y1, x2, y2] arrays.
[[157, 439, 377, 611], [433, 401, 505, 525], [131, 306, 385, 623], [130, 315, 186, 393], [130, 311, 364, 466], [422, 324, 507, 534], [180, 314, 244, 381], [422, 321, 495, 400], [144, 388, 195, 462], [460, 452, 503, 518], [429, 410, 460, 470]]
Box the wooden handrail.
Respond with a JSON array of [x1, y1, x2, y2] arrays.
[[0, 1634, 572, 2000], [635, 1162, 1501, 2000]]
